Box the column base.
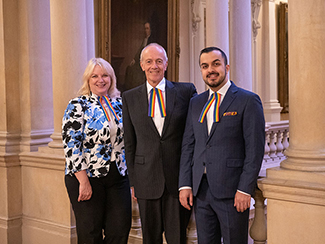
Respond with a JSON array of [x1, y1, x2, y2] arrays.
[[259, 166, 325, 244], [282, 148, 325, 171]]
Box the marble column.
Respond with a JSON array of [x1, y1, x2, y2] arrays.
[[251, 0, 262, 94], [19, 0, 53, 153], [48, 0, 95, 149], [0, 0, 22, 243], [188, 0, 206, 93], [205, 0, 229, 57], [229, 0, 253, 91], [260, 0, 282, 122], [259, 1, 325, 243], [281, 0, 325, 172], [18, 1, 95, 243]]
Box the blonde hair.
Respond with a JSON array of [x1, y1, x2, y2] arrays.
[[78, 58, 120, 98]]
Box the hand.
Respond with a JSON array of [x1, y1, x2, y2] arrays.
[[75, 170, 92, 202], [179, 189, 193, 210], [130, 186, 137, 202], [234, 191, 251, 212]]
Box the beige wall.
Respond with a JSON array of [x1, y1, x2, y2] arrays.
[[0, 0, 93, 243]]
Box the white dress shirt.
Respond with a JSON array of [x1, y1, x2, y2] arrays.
[[206, 80, 231, 134], [146, 78, 166, 136]]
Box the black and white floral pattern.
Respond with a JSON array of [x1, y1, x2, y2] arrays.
[[62, 94, 127, 177]]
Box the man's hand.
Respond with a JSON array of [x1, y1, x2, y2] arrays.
[[234, 191, 251, 212], [179, 189, 193, 210], [130, 186, 137, 202]]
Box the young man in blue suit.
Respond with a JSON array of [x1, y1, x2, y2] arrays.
[[179, 47, 265, 244], [123, 43, 197, 244]]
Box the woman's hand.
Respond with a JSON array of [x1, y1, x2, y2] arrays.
[[75, 170, 92, 202]]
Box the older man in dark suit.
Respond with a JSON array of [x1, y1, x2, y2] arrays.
[[122, 43, 197, 244], [179, 47, 265, 244]]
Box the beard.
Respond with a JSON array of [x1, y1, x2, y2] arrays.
[[203, 70, 227, 88]]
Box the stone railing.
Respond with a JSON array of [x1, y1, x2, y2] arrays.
[[128, 120, 289, 244], [250, 120, 289, 244]]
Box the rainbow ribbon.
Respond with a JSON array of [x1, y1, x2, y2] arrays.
[[198, 92, 221, 123], [98, 96, 119, 122], [148, 88, 166, 117]]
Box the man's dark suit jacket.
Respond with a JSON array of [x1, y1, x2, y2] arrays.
[[179, 81, 265, 199], [122, 80, 197, 199]]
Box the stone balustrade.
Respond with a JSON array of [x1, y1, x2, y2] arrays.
[[128, 120, 289, 244], [250, 120, 289, 244]]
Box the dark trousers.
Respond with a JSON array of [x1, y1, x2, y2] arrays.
[[137, 189, 191, 244], [194, 175, 249, 244], [65, 162, 131, 244]]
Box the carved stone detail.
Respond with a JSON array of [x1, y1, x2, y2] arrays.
[[251, 0, 262, 41], [191, 0, 202, 33]]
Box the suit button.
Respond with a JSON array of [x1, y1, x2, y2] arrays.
[[206, 145, 210, 149], [203, 162, 206, 166]]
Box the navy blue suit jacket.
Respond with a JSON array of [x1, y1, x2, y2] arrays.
[[179, 81, 265, 199]]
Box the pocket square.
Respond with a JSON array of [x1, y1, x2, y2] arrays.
[[223, 111, 237, 117]]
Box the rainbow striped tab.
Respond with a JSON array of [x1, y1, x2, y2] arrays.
[[214, 93, 221, 122], [198, 92, 221, 123], [98, 96, 119, 122], [148, 88, 166, 118]]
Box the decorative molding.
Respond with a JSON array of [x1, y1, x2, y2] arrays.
[[22, 216, 77, 239], [20, 129, 53, 152], [0, 215, 22, 229], [191, 0, 202, 33], [167, 0, 180, 82], [0, 154, 20, 168], [0, 132, 21, 155], [251, 0, 262, 41], [20, 150, 65, 171]]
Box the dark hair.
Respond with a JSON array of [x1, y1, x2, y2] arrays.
[[199, 47, 228, 65]]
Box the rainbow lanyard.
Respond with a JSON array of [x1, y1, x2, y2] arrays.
[[148, 88, 166, 117], [98, 96, 119, 122], [198, 92, 221, 123]]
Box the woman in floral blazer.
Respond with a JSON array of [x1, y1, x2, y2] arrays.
[[62, 58, 131, 244]]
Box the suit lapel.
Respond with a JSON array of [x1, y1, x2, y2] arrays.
[[137, 83, 161, 136], [208, 82, 238, 140], [161, 80, 175, 136], [196, 91, 210, 140]]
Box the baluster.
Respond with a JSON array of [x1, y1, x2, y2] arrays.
[[268, 130, 277, 159], [264, 131, 271, 162], [249, 188, 267, 244], [187, 211, 198, 244], [282, 130, 289, 150], [130, 201, 142, 238], [276, 129, 284, 159]]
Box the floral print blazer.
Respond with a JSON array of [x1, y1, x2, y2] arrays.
[[62, 94, 127, 177]]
